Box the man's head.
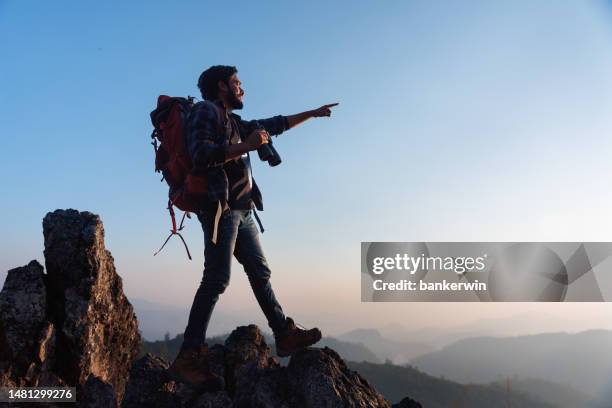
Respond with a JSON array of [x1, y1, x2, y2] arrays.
[[197, 65, 244, 110]]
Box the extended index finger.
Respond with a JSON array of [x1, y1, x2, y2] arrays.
[[324, 103, 339, 108]]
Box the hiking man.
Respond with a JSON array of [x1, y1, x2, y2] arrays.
[[168, 65, 338, 387]]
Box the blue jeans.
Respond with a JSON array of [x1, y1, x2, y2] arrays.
[[182, 209, 287, 350]]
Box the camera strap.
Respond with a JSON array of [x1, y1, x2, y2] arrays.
[[253, 209, 265, 234]]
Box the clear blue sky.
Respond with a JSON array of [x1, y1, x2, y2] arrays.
[[2, 1, 612, 336]]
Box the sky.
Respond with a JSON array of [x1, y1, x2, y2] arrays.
[[2, 0, 612, 338]]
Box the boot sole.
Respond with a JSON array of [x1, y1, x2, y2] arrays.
[[276, 331, 322, 357]]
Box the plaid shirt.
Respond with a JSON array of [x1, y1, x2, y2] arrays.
[[186, 100, 289, 211]]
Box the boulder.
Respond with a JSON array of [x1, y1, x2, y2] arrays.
[[78, 375, 119, 408], [0, 260, 50, 381], [0, 209, 141, 407], [286, 347, 391, 407]]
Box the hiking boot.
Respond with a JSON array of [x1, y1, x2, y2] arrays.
[[167, 343, 224, 391], [274, 317, 322, 357]]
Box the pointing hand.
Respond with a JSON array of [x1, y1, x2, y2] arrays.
[[311, 103, 339, 118]]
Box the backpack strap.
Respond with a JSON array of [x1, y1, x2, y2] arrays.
[[154, 200, 193, 260], [211, 201, 223, 244], [200, 100, 229, 245]]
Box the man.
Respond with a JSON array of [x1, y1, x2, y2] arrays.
[[168, 65, 338, 388]]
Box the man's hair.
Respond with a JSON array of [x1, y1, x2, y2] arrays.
[[197, 65, 238, 101]]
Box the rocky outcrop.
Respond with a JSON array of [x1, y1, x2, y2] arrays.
[[0, 260, 62, 388], [286, 346, 390, 407], [79, 375, 119, 408], [0, 209, 420, 407], [0, 209, 140, 406], [123, 325, 392, 408], [392, 397, 423, 408]]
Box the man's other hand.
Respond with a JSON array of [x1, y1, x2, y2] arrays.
[[246, 129, 269, 150], [311, 103, 339, 118]]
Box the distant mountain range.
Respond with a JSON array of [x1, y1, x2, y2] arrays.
[[338, 328, 433, 364], [410, 330, 612, 401], [376, 312, 609, 349], [131, 298, 250, 341], [349, 361, 556, 408], [490, 377, 596, 408], [131, 298, 189, 341]]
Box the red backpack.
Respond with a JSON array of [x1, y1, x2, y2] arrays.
[[149, 95, 210, 259]]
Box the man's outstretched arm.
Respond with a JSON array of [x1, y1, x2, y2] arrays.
[[252, 103, 339, 137], [285, 103, 339, 129]]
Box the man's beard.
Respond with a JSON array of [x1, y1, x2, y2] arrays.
[[227, 88, 243, 110]]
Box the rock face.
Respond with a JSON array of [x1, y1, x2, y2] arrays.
[[0, 260, 61, 388], [0, 209, 141, 406], [123, 325, 392, 408]]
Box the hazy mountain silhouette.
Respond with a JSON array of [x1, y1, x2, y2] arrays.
[[591, 378, 612, 407], [378, 313, 604, 348], [347, 361, 554, 407], [338, 328, 433, 364], [131, 298, 253, 341], [411, 330, 612, 398], [130, 298, 189, 341], [489, 377, 597, 408]]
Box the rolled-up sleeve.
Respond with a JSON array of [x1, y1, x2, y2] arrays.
[[253, 115, 289, 136], [187, 102, 227, 172]]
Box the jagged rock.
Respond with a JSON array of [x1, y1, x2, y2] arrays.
[[121, 354, 183, 408], [392, 396, 423, 408], [191, 391, 233, 407], [77, 375, 118, 408], [204, 344, 227, 387], [286, 347, 391, 408], [225, 325, 287, 407], [0, 261, 47, 369], [224, 325, 275, 368], [41, 209, 140, 403], [0, 209, 140, 406], [0, 260, 59, 387], [124, 326, 393, 408], [232, 367, 289, 408]]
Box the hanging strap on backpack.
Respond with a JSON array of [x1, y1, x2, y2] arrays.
[[211, 200, 223, 245], [154, 200, 193, 260]]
